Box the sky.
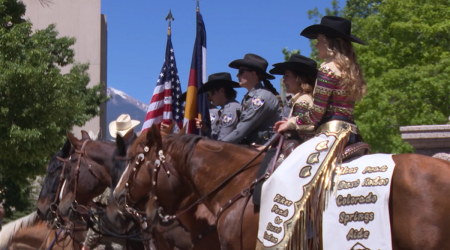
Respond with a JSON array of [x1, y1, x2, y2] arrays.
[[101, 0, 334, 104]]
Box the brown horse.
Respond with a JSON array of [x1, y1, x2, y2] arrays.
[[114, 125, 450, 250], [0, 211, 85, 250], [37, 131, 92, 221], [58, 130, 198, 250]]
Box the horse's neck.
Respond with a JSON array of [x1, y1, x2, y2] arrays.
[[183, 141, 260, 216], [10, 221, 49, 248]]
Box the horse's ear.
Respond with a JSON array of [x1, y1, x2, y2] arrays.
[[147, 124, 163, 149], [61, 140, 71, 158], [66, 130, 82, 148], [80, 130, 91, 140], [116, 134, 127, 156], [178, 124, 187, 135]]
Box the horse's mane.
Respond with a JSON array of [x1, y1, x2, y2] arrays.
[[0, 211, 40, 248], [163, 134, 203, 166]]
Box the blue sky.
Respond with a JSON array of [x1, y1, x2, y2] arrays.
[[101, 0, 333, 103]]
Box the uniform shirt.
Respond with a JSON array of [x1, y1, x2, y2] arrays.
[[221, 83, 280, 145], [209, 104, 221, 140], [217, 99, 241, 140]]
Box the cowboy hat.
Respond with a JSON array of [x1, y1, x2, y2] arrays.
[[229, 53, 275, 80], [300, 16, 366, 45], [109, 114, 140, 138], [198, 72, 240, 95], [269, 54, 318, 81]]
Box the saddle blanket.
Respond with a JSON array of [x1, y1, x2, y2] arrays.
[[256, 132, 395, 250], [323, 154, 394, 250]]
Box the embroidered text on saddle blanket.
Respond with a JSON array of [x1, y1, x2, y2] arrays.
[[323, 154, 395, 250]]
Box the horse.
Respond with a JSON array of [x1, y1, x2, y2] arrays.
[[114, 125, 450, 250], [58, 130, 199, 249], [36, 131, 92, 221], [0, 211, 85, 250]]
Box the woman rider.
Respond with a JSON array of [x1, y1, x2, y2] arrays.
[[271, 54, 318, 143], [253, 54, 318, 206], [221, 53, 280, 146], [256, 16, 367, 249]]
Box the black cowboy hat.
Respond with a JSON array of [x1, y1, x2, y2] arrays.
[[300, 16, 366, 45], [229, 53, 275, 80], [197, 72, 241, 95], [269, 54, 318, 81]]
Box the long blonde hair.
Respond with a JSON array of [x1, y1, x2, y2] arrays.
[[324, 36, 366, 101]]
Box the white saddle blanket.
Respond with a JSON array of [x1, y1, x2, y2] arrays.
[[323, 153, 394, 250], [256, 132, 395, 250]]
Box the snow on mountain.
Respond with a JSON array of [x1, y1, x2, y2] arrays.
[[106, 87, 148, 140]]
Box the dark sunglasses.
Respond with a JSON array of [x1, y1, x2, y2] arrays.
[[238, 68, 253, 75]]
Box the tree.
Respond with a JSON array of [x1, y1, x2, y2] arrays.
[[306, 0, 450, 153], [0, 0, 108, 215], [282, 47, 300, 61], [354, 0, 450, 153]]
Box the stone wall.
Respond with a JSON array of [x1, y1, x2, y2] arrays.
[[400, 124, 450, 157]]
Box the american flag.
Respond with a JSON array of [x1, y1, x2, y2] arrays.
[[141, 30, 183, 132]]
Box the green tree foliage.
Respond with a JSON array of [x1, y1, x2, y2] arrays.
[[354, 0, 450, 153], [282, 47, 300, 61], [0, 0, 108, 215], [306, 0, 450, 153]]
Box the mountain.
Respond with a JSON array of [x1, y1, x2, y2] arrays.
[[106, 87, 148, 140]]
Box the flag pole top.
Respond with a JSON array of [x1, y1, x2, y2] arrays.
[[196, 0, 200, 12], [165, 10, 174, 35]]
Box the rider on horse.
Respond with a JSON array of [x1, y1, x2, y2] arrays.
[[195, 72, 242, 140], [257, 16, 367, 249], [221, 53, 280, 146]]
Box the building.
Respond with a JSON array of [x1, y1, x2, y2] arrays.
[[22, 0, 107, 139]]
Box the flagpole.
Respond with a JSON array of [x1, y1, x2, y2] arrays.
[[165, 10, 174, 35], [196, 0, 201, 136]]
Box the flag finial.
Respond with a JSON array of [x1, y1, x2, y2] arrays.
[[196, 0, 200, 12], [166, 10, 174, 35]]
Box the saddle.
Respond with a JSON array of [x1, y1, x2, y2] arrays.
[[252, 139, 370, 206], [272, 140, 371, 172]]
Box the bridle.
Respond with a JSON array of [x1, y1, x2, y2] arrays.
[[49, 155, 70, 226], [126, 138, 266, 224], [122, 143, 179, 229]]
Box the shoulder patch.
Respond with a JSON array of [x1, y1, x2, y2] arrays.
[[221, 113, 233, 126], [251, 96, 265, 110], [210, 114, 217, 123]]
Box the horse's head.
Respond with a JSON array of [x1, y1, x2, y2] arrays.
[[36, 131, 92, 221], [114, 125, 199, 226], [57, 131, 116, 217]]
